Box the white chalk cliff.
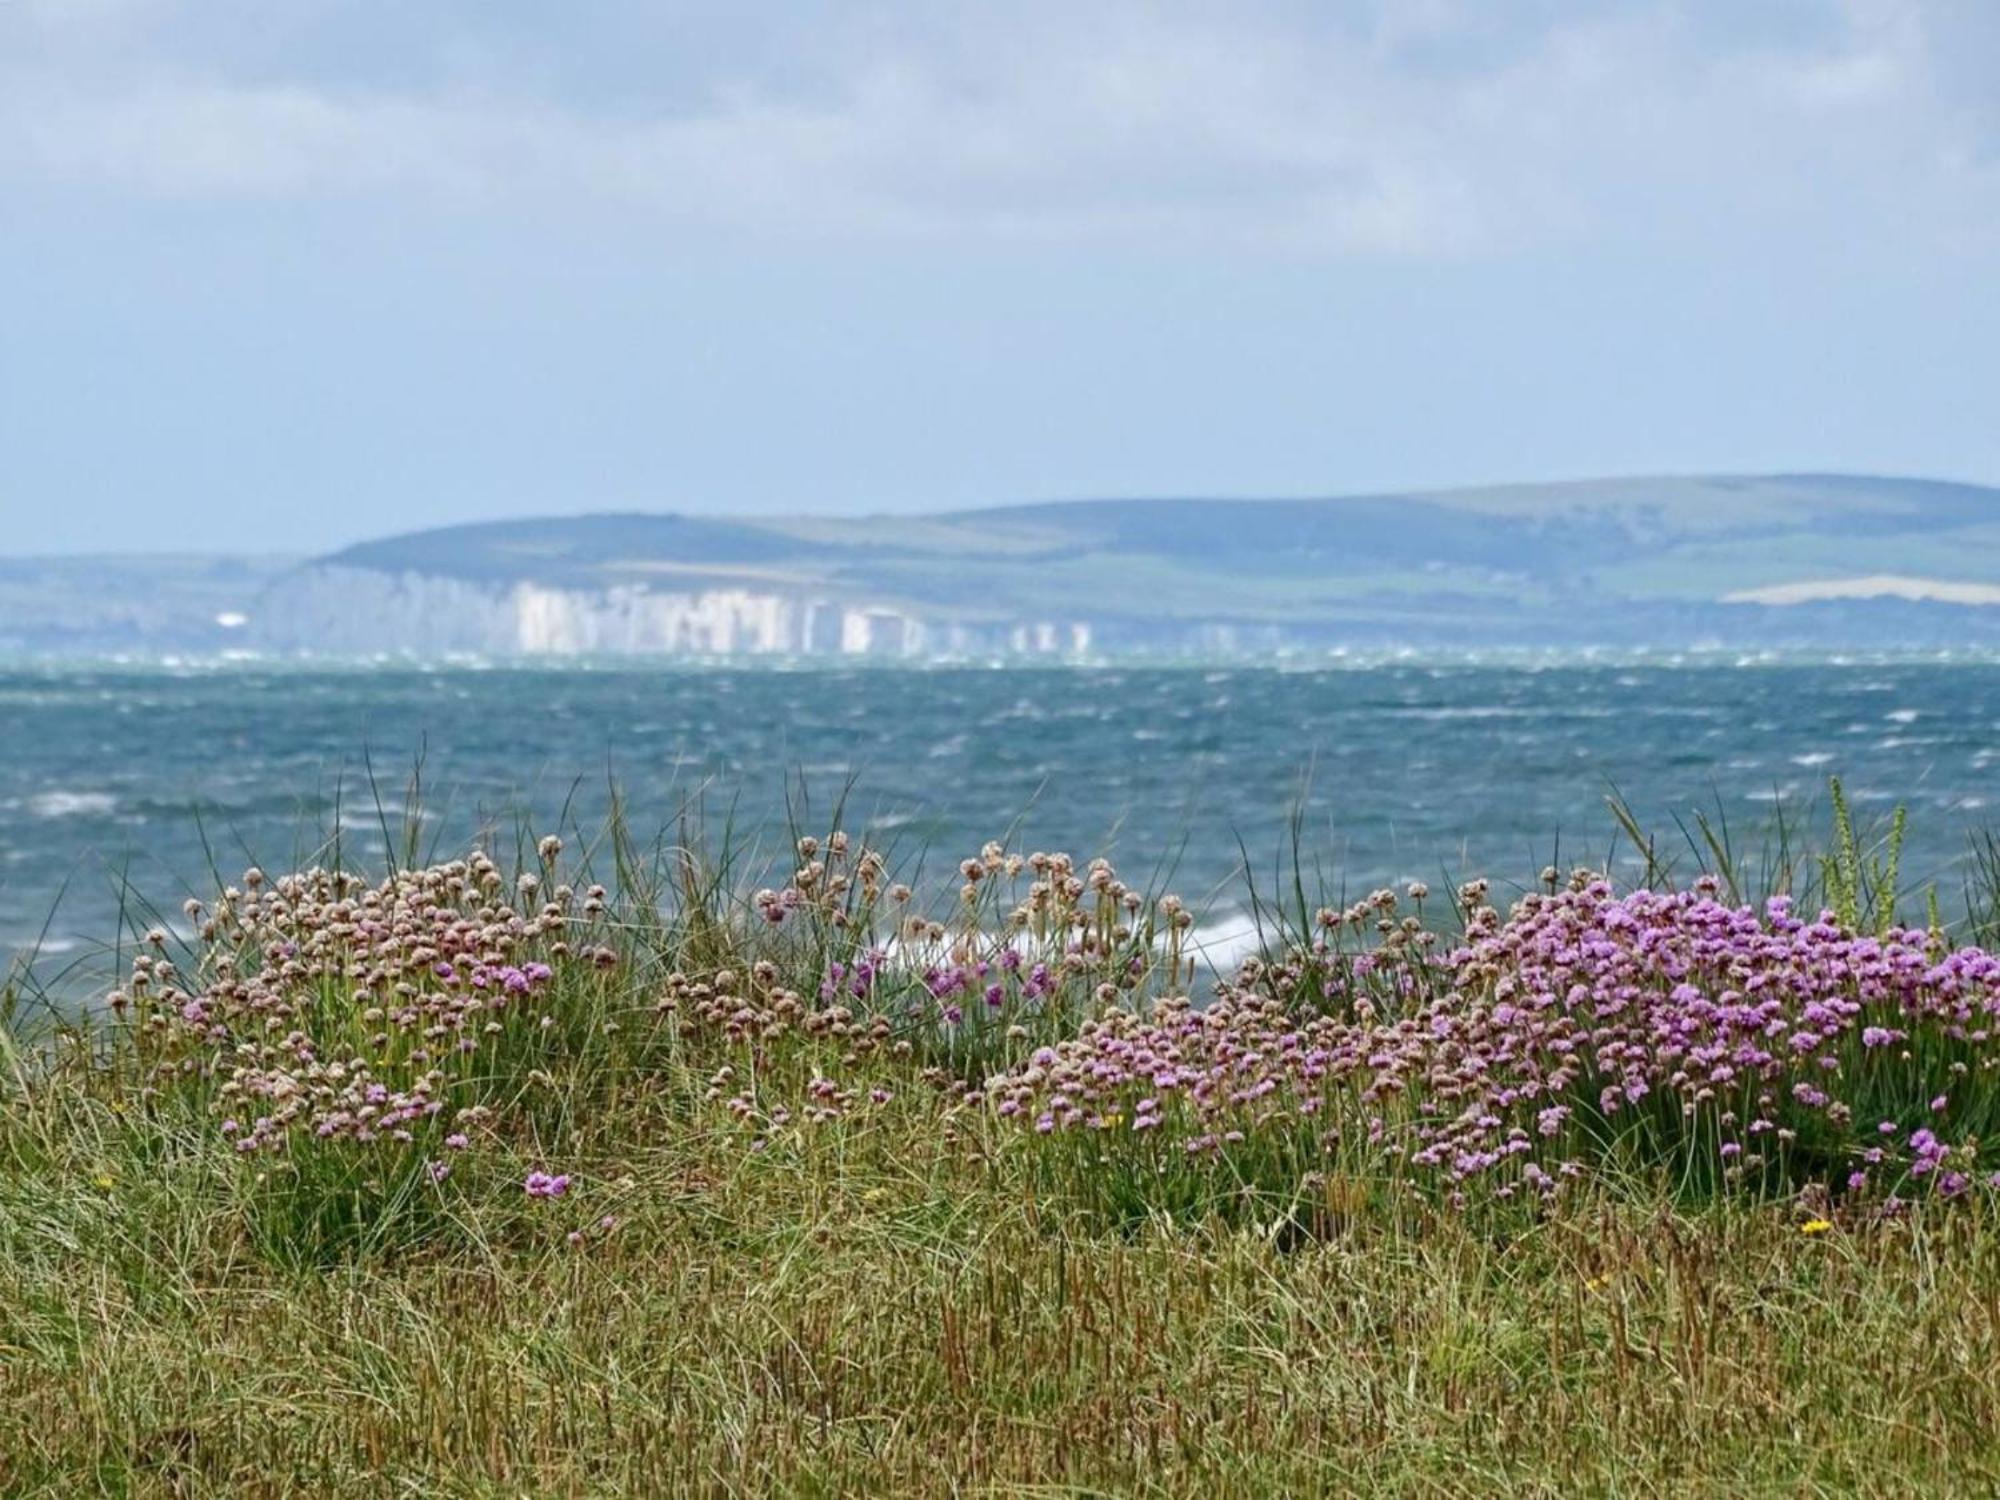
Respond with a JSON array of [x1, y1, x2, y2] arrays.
[[252, 566, 1093, 657]]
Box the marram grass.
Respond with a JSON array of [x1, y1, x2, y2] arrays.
[[5, 794, 2000, 1496]]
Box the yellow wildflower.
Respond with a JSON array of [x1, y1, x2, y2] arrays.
[[92, 1173, 116, 1191], [1800, 1219, 1833, 1235]]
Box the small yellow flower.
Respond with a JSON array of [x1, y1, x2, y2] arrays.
[[1800, 1218, 1833, 1235], [1098, 1112, 1124, 1130], [1584, 1274, 1608, 1293], [92, 1173, 116, 1191]]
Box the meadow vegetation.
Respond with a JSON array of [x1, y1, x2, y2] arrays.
[[5, 782, 2000, 1495]]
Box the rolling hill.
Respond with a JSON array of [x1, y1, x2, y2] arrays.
[[12, 475, 2000, 656]]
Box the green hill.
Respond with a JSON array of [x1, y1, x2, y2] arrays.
[[303, 474, 2000, 649], [13, 475, 1998, 655]]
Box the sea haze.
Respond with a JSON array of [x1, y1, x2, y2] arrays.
[[3, 658, 1997, 990]]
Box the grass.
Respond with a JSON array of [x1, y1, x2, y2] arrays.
[[8, 1083, 2000, 1495], [5, 789, 2000, 1495]]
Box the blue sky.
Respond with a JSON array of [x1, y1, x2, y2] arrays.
[[3, 0, 1998, 555]]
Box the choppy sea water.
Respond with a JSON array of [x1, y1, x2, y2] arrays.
[[4, 658, 1997, 991]]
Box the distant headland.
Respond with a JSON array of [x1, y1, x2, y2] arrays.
[[9, 473, 2000, 657]]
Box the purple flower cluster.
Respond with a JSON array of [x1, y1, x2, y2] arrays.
[[123, 830, 2000, 1214], [981, 993, 1402, 1160], [523, 1170, 571, 1199], [114, 851, 594, 1157], [985, 874, 2000, 1200]]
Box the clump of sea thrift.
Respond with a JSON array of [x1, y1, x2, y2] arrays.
[[113, 847, 596, 1163], [106, 827, 2000, 1236], [985, 870, 2000, 1205]]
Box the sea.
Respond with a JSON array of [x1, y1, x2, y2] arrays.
[[4, 655, 1997, 996]]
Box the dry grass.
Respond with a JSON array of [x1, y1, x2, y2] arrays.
[[7, 1066, 2000, 1496]]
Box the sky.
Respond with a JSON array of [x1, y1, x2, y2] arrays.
[[3, 0, 1998, 556]]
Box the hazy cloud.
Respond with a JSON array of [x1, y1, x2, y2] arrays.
[[2, 2, 1994, 255]]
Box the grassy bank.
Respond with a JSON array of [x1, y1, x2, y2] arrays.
[[6, 790, 2000, 1494]]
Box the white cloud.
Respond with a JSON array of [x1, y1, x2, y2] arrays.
[[0, 1, 1994, 255]]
